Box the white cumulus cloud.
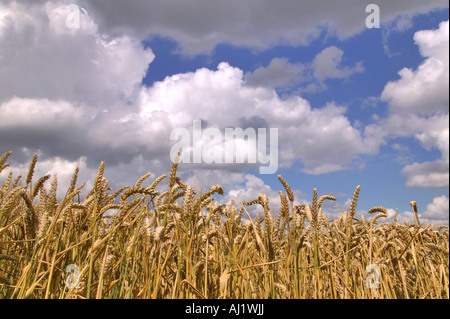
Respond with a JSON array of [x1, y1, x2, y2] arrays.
[[378, 20, 449, 188], [422, 195, 449, 222], [139, 62, 376, 174]]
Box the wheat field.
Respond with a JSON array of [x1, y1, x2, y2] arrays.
[[0, 151, 448, 299]]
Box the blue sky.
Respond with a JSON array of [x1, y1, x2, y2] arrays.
[[0, 0, 448, 225]]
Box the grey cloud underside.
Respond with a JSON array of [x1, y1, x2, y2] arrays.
[[80, 0, 448, 54], [244, 47, 364, 93], [237, 116, 269, 130], [244, 58, 306, 89], [0, 126, 169, 168]]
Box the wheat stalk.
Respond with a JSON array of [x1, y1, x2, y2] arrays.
[[0, 152, 447, 300]]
